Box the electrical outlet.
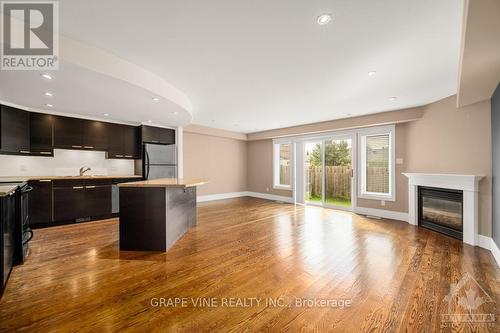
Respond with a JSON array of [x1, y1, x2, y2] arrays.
[[396, 158, 404, 165], [381, 200, 386, 206], [266, 187, 269, 192]]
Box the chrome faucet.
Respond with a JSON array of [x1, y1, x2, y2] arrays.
[[79, 166, 91, 176]]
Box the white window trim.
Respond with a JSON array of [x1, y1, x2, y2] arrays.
[[357, 125, 396, 201], [273, 140, 293, 190]]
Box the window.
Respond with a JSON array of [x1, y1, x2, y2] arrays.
[[359, 125, 395, 201], [273, 142, 292, 189]]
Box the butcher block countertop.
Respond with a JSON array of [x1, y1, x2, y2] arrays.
[[0, 185, 19, 197], [0, 175, 142, 182], [119, 178, 208, 188]]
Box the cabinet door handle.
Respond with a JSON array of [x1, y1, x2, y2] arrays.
[[85, 186, 96, 189], [71, 145, 82, 148], [39, 179, 52, 182], [152, 140, 159, 143], [84, 146, 94, 149], [39, 151, 52, 155], [72, 186, 84, 189], [125, 155, 133, 158], [115, 154, 123, 158], [19, 150, 30, 154]]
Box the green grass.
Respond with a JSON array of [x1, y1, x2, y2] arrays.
[[305, 194, 351, 207]]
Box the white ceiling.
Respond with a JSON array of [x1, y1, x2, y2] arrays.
[[4, 0, 464, 133], [0, 59, 191, 127]]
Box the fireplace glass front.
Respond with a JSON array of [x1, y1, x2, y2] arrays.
[[418, 186, 463, 240]]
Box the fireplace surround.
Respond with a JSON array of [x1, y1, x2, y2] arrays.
[[403, 173, 483, 246]]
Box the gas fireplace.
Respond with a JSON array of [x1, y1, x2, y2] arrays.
[[418, 187, 463, 240]]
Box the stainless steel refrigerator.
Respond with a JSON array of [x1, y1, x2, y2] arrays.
[[141, 143, 177, 179]]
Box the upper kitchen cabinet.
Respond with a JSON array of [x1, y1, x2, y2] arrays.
[[83, 120, 109, 150], [29, 113, 54, 156], [0, 105, 30, 154], [54, 116, 84, 149], [107, 124, 140, 159], [141, 125, 175, 145], [54, 116, 108, 151]]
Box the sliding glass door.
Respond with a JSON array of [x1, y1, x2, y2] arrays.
[[304, 135, 354, 210], [324, 137, 353, 208], [305, 141, 323, 204]]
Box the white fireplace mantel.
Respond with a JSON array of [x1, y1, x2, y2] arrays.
[[402, 173, 484, 246]]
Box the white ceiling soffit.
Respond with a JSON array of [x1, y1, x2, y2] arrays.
[[56, 0, 464, 133], [457, 0, 500, 107], [0, 14, 192, 127]]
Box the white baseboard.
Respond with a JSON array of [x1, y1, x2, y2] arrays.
[[197, 191, 294, 203], [246, 191, 294, 203], [476, 235, 500, 268], [477, 234, 492, 250], [353, 206, 409, 222], [197, 192, 247, 202], [491, 239, 500, 268]]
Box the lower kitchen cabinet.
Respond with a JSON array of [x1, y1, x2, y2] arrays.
[[28, 177, 136, 227], [84, 184, 112, 217], [53, 180, 112, 223], [53, 185, 86, 221], [28, 180, 53, 225]]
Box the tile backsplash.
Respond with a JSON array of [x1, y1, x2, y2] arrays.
[[0, 149, 135, 176]]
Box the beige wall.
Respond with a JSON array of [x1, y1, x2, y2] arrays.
[[183, 132, 247, 196], [404, 96, 492, 236], [244, 95, 492, 236], [247, 139, 293, 197], [186, 96, 492, 236]]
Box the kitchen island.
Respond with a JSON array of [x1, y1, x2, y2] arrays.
[[118, 178, 207, 251]]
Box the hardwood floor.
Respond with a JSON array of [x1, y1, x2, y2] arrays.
[[0, 197, 498, 332]]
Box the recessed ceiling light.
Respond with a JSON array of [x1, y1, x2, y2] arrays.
[[389, 97, 397, 101], [368, 71, 376, 77], [41, 73, 53, 80], [152, 97, 160, 102], [147, 120, 152, 123], [172, 111, 178, 115], [317, 14, 332, 25], [103, 113, 109, 117], [43, 92, 53, 97], [45, 103, 53, 108]]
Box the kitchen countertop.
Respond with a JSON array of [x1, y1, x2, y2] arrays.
[[119, 178, 208, 188], [0, 175, 142, 182], [0, 185, 19, 197]]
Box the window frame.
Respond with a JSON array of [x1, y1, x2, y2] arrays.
[[273, 140, 293, 190], [358, 125, 396, 201]]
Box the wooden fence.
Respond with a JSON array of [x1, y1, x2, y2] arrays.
[[280, 165, 389, 199], [306, 165, 351, 199]]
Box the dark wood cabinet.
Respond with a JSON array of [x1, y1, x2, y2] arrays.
[[53, 179, 112, 222], [141, 125, 175, 145], [0, 104, 144, 158], [54, 117, 110, 151], [83, 121, 108, 150], [54, 116, 84, 149], [85, 184, 112, 217], [28, 180, 53, 225], [0, 105, 30, 154], [123, 126, 141, 158], [29, 113, 54, 156], [53, 185, 86, 221], [108, 124, 140, 159]]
